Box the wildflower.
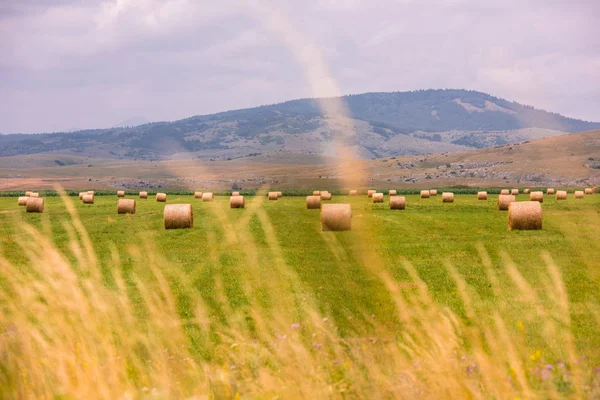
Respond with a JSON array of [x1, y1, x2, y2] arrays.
[[291, 323, 300, 330]]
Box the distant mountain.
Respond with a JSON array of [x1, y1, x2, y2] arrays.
[[1, 89, 598, 160]]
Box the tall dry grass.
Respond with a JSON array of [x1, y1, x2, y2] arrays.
[[1, 194, 599, 399]]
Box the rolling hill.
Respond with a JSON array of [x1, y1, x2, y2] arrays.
[[1, 89, 598, 161]]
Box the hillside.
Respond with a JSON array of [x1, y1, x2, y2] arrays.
[[1, 90, 598, 161]]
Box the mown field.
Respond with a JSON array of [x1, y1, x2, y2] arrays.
[[1, 192, 599, 398]]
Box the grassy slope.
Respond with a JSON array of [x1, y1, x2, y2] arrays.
[[1, 193, 599, 364]]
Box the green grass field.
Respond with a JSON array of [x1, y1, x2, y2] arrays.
[[1, 193, 599, 398]]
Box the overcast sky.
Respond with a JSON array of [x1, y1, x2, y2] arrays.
[[1, 0, 599, 133]]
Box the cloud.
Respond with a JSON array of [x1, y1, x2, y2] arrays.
[[0, 0, 598, 133]]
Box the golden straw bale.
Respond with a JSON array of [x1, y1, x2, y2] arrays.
[[306, 196, 321, 209], [194, 192, 203, 198], [477, 191, 488, 200], [117, 191, 125, 197], [497, 194, 515, 210], [321, 204, 352, 231], [26, 197, 44, 213], [164, 204, 193, 229], [87, 191, 94, 195], [367, 190, 376, 198], [156, 193, 167, 202], [30, 193, 40, 198], [277, 191, 282, 198], [18, 196, 28, 206], [500, 189, 510, 195], [547, 188, 555, 195], [78, 192, 85, 200], [139, 191, 148, 199], [202, 192, 214, 202], [313, 191, 321, 196], [530, 191, 544, 203], [593, 187, 598, 193], [229, 195, 245, 208], [268, 192, 278, 200], [442, 192, 454, 203], [349, 190, 357, 196], [574, 191, 584, 199], [524, 188, 530, 194], [117, 199, 136, 214], [430, 190, 438, 196], [82, 194, 94, 204], [389, 190, 397, 196], [508, 201, 542, 230], [511, 189, 519, 195], [25, 191, 32, 197], [232, 191, 240, 196], [320, 191, 332, 200], [420, 190, 430, 198], [390, 196, 406, 210], [555, 190, 567, 200], [372, 193, 384, 203], [584, 188, 593, 195]]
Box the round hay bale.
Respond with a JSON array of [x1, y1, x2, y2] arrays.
[[390, 196, 406, 210], [229, 195, 244, 208], [477, 191, 488, 200], [547, 188, 555, 195], [321, 204, 352, 231], [25, 191, 32, 197], [139, 191, 148, 199], [202, 192, 214, 202], [367, 190, 376, 198], [277, 191, 282, 198], [78, 192, 85, 200], [30, 193, 40, 198], [268, 192, 278, 200], [117, 199, 136, 214], [574, 191, 584, 199], [593, 187, 598, 194], [508, 201, 542, 230], [26, 197, 44, 213], [87, 191, 94, 195], [349, 190, 357, 196], [430, 189, 438, 196], [313, 191, 321, 196], [511, 189, 519, 195], [232, 191, 240, 196], [82, 194, 94, 204], [555, 190, 567, 200], [164, 204, 193, 229], [524, 188, 530, 194], [321, 191, 332, 200], [194, 191, 203, 199], [156, 193, 167, 202], [18, 196, 28, 206], [500, 189, 510, 195], [420, 190, 430, 199], [117, 191, 125, 197], [389, 189, 397, 196], [442, 192, 454, 203], [372, 193, 384, 203], [584, 188, 593, 195], [497, 194, 515, 210], [530, 191, 544, 203], [306, 195, 321, 209]]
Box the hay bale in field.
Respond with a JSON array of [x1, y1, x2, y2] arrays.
[[389, 189, 397, 196], [349, 190, 357, 196], [574, 191, 584, 199], [306, 195, 321, 209], [78, 192, 85, 200], [547, 188, 555, 195], [511, 189, 519, 195], [139, 191, 148, 199], [367, 190, 376, 198], [229, 195, 244, 208], [524, 188, 530, 194], [321, 204, 352, 231], [556, 190, 567, 200], [498, 194, 515, 210], [313, 191, 321, 196], [584, 188, 593, 195], [164, 204, 193, 229], [530, 191, 544, 203], [442, 192, 454, 203], [430, 189, 438, 196], [87, 191, 94, 195], [18, 196, 28, 206], [117, 191, 125, 197], [593, 187, 598, 193], [372, 193, 384, 203], [117, 199, 136, 214], [194, 191, 203, 199], [321, 191, 332, 200], [500, 189, 510, 195], [82, 194, 94, 204], [277, 191, 282, 198], [202, 192, 214, 202], [156, 193, 167, 202], [477, 191, 488, 200], [26, 197, 44, 213], [508, 201, 542, 230], [268, 192, 278, 200], [232, 191, 240, 196], [420, 190, 430, 198], [390, 196, 406, 210], [25, 191, 32, 197], [30, 193, 40, 198]]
